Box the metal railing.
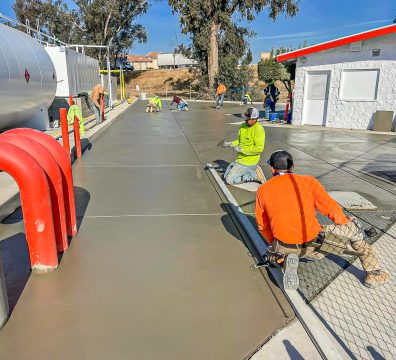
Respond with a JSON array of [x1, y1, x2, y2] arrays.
[[0, 12, 67, 46]]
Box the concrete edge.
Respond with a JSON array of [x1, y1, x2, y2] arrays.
[[0, 100, 137, 222], [0, 191, 20, 223]]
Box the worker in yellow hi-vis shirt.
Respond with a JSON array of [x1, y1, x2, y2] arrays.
[[220, 107, 266, 185]]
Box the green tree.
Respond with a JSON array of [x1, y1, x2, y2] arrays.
[[13, 0, 148, 65], [74, 0, 148, 64], [13, 0, 78, 44], [168, 0, 299, 89], [257, 58, 295, 110]]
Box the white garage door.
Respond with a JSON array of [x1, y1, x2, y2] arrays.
[[302, 71, 330, 126]]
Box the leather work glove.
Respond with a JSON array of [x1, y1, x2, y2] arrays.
[[233, 146, 242, 153]]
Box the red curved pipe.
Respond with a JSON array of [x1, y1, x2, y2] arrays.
[[1, 135, 68, 252], [5, 129, 77, 237], [0, 142, 58, 270]]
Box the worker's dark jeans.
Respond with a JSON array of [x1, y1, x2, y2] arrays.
[[94, 104, 101, 124], [216, 94, 225, 108]]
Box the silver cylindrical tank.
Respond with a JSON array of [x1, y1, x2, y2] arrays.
[[0, 24, 56, 129]]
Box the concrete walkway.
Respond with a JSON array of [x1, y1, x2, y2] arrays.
[[0, 101, 395, 359], [0, 102, 292, 360]]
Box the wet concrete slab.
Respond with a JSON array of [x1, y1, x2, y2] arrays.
[[0, 215, 290, 360], [72, 165, 223, 217], [0, 102, 292, 359]]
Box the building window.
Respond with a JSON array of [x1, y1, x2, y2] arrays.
[[339, 69, 379, 101]]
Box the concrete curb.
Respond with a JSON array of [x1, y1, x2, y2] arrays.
[[0, 100, 136, 222]]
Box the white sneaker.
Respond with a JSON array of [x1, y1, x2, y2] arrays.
[[283, 254, 299, 290]]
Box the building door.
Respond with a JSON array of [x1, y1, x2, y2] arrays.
[[302, 71, 330, 126]]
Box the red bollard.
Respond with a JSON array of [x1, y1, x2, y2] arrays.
[[69, 95, 82, 158], [0, 141, 58, 270], [73, 116, 82, 159], [4, 129, 78, 237], [2, 135, 69, 252], [101, 94, 105, 122], [60, 108, 70, 157], [284, 93, 291, 121]]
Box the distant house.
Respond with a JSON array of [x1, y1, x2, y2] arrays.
[[260, 52, 271, 60], [147, 51, 161, 69], [127, 55, 154, 70], [157, 53, 197, 69], [277, 24, 396, 130]]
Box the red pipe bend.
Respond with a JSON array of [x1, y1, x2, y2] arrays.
[[1, 135, 68, 252], [4, 129, 77, 237], [0, 141, 58, 270]]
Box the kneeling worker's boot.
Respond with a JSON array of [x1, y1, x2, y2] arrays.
[[283, 254, 299, 290], [364, 269, 390, 288], [255, 166, 266, 184]]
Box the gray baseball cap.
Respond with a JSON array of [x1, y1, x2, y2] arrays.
[[244, 107, 259, 120]]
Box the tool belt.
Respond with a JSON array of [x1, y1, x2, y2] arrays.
[[274, 238, 317, 249]]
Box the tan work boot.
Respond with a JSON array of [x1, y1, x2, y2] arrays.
[[255, 166, 266, 184], [364, 269, 390, 288]]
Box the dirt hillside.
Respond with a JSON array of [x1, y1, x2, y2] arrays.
[[125, 66, 289, 102]]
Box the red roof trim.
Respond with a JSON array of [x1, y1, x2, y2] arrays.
[[277, 24, 396, 62]]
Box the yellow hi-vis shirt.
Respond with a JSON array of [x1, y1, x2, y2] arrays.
[[231, 121, 265, 166]]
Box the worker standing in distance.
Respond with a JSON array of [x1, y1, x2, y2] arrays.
[[146, 95, 162, 113], [220, 107, 266, 185], [263, 81, 280, 112], [215, 81, 227, 109], [90, 84, 105, 124], [255, 150, 390, 290]]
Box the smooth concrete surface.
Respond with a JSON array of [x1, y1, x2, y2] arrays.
[[251, 319, 322, 360], [1, 101, 395, 359], [0, 102, 292, 360]]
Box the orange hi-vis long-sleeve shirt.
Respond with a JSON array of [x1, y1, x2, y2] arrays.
[[215, 84, 226, 96], [255, 173, 348, 245]]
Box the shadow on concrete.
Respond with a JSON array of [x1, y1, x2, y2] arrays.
[[367, 345, 386, 360], [73, 186, 91, 232], [308, 303, 358, 360], [0, 233, 31, 315], [213, 159, 230, 174], [361, 154, 396, 183], [1, 210, 22, 224], [232, 113, 244, 119], [283, 340, 305, 360]]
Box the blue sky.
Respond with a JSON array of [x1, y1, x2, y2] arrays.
[[1, 0, 394, 62]]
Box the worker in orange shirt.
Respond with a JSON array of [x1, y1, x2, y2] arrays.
[[90, 84, 105, 124], [215, 81, 226, 109], [255, 150, 389, 290]]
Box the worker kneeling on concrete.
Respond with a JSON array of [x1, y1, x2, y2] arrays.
[[170, 95, 189, 111], [220, 107, 266, 185], [241, 93, 252, 106], [146, 96, 162, 113], [255, 150, 390, 291]]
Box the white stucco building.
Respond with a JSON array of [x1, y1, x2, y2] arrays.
[[277, 24, 396, 130]]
